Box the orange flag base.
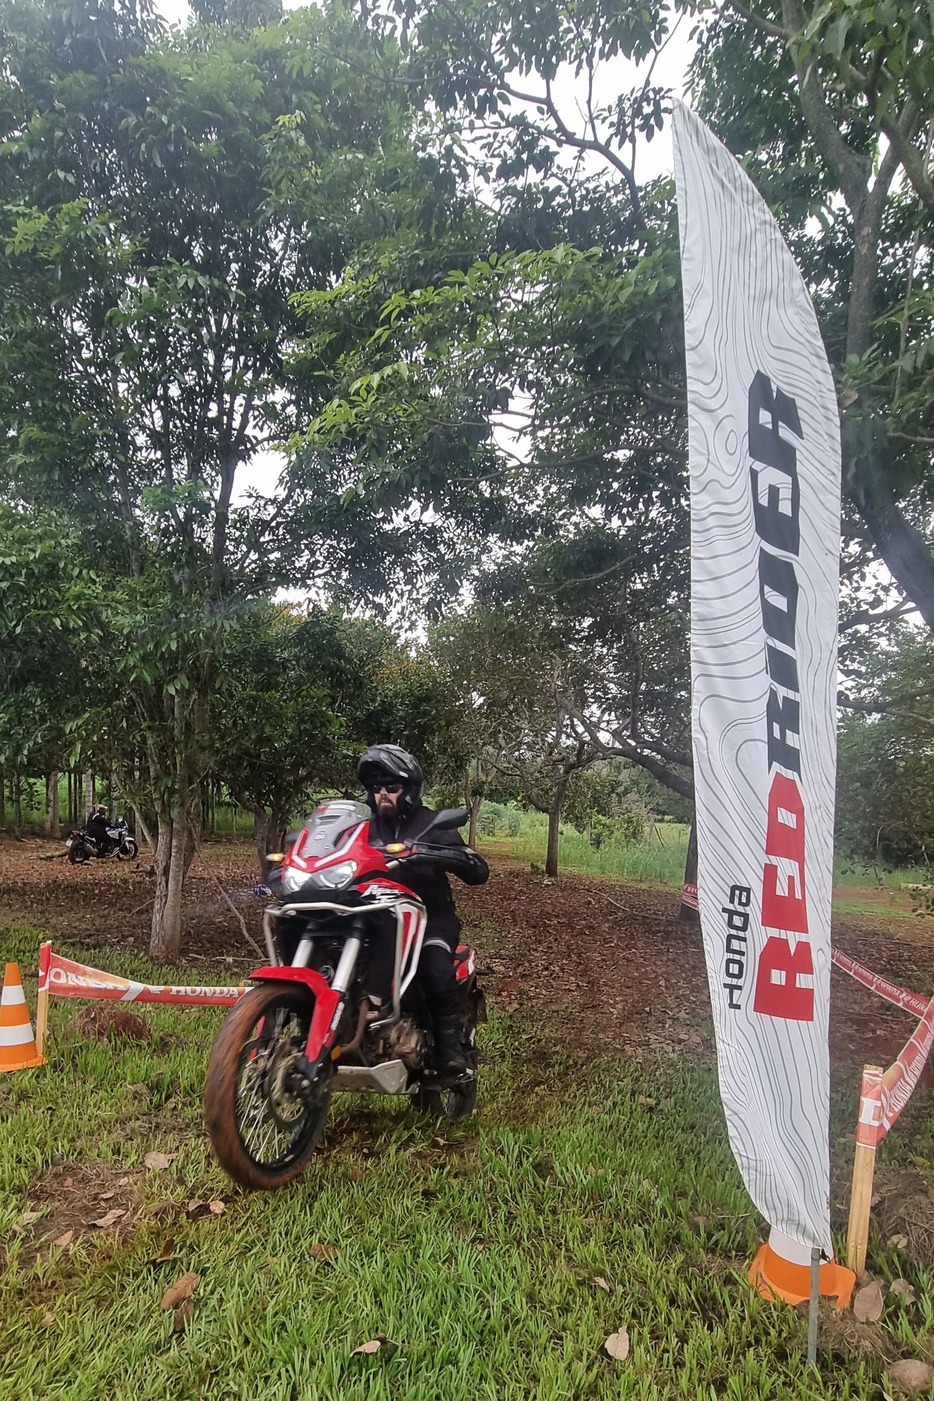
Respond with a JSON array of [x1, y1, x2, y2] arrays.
[[749, 1240, 855, 1311], [0, 963, 44, 1072]]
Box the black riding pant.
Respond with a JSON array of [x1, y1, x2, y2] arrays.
[[417, 915, 461, 1021]]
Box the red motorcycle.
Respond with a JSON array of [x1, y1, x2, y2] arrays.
[[204, 800, 485, 1190]]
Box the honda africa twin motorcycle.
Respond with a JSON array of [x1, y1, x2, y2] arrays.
[[203, 801, 485, 1191], [66, 816, 138, 864]]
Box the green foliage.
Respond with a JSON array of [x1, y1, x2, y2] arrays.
[[687, 0, 934, 626], [836, 627, 934, 867], [0, 504, 107, 773], [212, 603, 469, 836]]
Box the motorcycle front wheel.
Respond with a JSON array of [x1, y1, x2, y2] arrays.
[[204, 983, 332, 1190], [117, 838, 138, 861]]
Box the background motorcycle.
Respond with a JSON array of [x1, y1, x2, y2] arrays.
[[204, 800, 485, 1190], [65, 816, 139, 864]]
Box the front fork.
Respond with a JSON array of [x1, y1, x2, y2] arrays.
[[253, 916, 367, 1066]]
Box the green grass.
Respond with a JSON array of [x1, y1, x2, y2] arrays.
[[1, 924, 931, 1399], [488, 812, 691, 885], [489, 810, 929, 910]]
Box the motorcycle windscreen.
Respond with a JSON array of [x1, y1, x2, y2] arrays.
[[293, 800, 371, 861]]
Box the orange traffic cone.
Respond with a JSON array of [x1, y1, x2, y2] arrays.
[[0, 963, 44, 1072]]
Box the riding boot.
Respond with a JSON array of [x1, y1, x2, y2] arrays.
[[434, 1014, 468, 1075]]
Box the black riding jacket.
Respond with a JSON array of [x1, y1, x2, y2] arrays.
[[367, 803, 489, 924]]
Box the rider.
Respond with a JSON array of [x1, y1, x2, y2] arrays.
[[357, 744, 489, 1075], [85, 803, 111, 853]]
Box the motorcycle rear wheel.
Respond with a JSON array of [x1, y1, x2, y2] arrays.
[[117, 839, 138, 861], [204, 984, 331, 1190], [68, 843, 91, 865]]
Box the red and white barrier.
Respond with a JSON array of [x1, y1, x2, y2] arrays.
[[831, 947, 930, 1019], [37, 942, 245, 1007], [833, 942, 934, 1275], [34, 941, 246, 1059]]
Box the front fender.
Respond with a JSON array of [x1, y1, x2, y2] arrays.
[[249, 965, 342, 1061]]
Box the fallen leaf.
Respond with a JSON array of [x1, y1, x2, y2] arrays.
[[889, 1279, 917, 1304], [117, 1176, 130, 1187], [144, 1152, 173, 1171], [854, 1279, 885, 1323], [146, 1240, 180, 1268], [99, 1191, 115, 1201], [41, 1311, 54, 1328], [350, 1339, 382, 1357], [910, 1156, 930, 1169], [161, 1271, 200, 1311], [62, 1178, 74, 1189], [887, 1233, 909, 1250], [186, 1199, 208, 1219], [604, 1328, 631, 1362], [21, 1210, 42, 1226], [592, 1276, 610, 1291], [52, 1230, 74, 1249], [89, 1208, 126, 1229], [637, 1095, 657, 1108], [207, 1200, 226, 1216], [310, 1243, 340, 1262], [173, 1299, 195, 1333], [887, 1359, 934, 1394]]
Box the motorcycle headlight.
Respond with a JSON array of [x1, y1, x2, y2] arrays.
[[281, 864, 308, 894], [311, 860, 358, 889]]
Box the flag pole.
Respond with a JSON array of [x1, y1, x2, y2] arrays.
[[807, 1247, 820, 1364]]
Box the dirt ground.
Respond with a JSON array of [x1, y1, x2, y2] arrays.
[[1, 834, 930, 1084]]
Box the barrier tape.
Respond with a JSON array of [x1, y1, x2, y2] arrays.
[[38, 943, 246, 1007], [854, 999, 934, 1148], [830, 947, 934, 1147], [831, 948, 930, 1018]]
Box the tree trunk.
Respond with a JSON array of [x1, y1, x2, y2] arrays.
[[44, 771, 60, 837], [467, 796, 481, 849], [85, 767, 94, 812], [75, 770, 83, 824], [252, 807, 270, 876], [0, 771, 6, 828], [131, 804, 155, 851], [850, 474, 934, 633], [680, 820, 700, 927], [209, 782, 217, 837], [13, 773, 23, 838], [545, 795, 562, 878], [150, 804, 193, 961]]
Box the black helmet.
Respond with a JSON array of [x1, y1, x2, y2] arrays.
[[356, 744, 423, 816]]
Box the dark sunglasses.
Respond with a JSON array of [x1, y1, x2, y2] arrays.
[[372, 782, 404, 795]]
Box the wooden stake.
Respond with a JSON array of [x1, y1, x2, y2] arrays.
[[34, 940, 52, 1062], [846, 1064, 883, 1276]]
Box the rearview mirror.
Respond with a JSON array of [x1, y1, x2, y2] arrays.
[[423, 807, 469, 834]]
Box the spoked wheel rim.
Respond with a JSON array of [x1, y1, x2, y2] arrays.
[[233, 999, 329, 1173]]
